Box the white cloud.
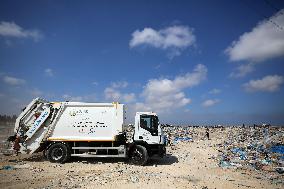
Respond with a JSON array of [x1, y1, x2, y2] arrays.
[[44, 68, 54, 77], [63, 93, 96, 102], [209, 88, 221, 94], [3, 76, 26, 86], [104, 83, 136, 103], [123, 93, 136, 103], [137, 64, 207, 112], [130, 25, 196, 57], [0, 21, 43, 41], [243, 75, 284, 92], [111, 81, 128, 88], [229, 63, 255, 78], [92, 81, 98, 85], [104, 87, 121, 101], [225, 9, 284, 62], [202, 99, 220, 107]]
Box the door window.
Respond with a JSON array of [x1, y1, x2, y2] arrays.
[[140, 115, 158, 136]]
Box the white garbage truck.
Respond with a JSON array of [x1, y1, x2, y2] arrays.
[[9, 98, 166, 165]]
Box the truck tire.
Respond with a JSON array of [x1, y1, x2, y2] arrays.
[[47, 143, 70, 163], [129, 145, 148, 166]]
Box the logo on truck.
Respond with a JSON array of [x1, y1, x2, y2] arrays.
[[69, 109, 89, 116], [28, 110, 49, 135]]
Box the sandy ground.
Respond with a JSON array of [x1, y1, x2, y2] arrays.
[[0, 134, 283, 189]]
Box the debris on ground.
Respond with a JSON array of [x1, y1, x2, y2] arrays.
[[1, 165, 14, 170], [0, 123, 283, 188]]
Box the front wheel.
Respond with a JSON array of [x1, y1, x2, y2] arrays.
[[47, 143, 70, 163], [129, 145, 148, 166]]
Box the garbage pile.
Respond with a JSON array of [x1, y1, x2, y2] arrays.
[[216, 126, 284, 174], [162, 125, 195, 145]]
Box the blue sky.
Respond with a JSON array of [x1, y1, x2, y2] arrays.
[[0, 0, 284, 125]]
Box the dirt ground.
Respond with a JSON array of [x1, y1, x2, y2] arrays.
[[0, 134, 283, 189]]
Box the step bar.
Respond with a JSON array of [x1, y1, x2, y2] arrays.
[[71, 145, 127, 158]]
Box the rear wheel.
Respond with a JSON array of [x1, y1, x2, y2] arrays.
[[129, 145, 148, 165], [47, 143, 70, 163]]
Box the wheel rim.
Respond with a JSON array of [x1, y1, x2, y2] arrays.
[[51, 148, 63, 161], [132, 149, 143, 163]]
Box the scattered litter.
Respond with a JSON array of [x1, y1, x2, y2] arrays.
[[270, 145, 284, 154], [1, 165, 14, 170], [174, 137, 192, 143], [275, 167, 284, 174], [8, 159, 18, 162], [219, 160, 232, 168], [130, 175, 139, 183], [231, 148, 247, 160]]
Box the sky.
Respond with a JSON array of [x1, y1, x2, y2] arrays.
[[0, 0, 284, 125]]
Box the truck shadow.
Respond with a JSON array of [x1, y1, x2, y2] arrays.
[[22, 153, 178, 166], [147, 154, 178, 166], [69, 154, 178, 166]]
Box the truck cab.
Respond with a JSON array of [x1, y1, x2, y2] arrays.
[[134, 112, 165, 145], [128, 112, 166, 164]]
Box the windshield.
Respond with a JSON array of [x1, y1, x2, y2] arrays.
[[140, 115, 159, 136]]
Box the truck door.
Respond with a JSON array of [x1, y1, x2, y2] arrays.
[[139, 115, 160, 144]]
